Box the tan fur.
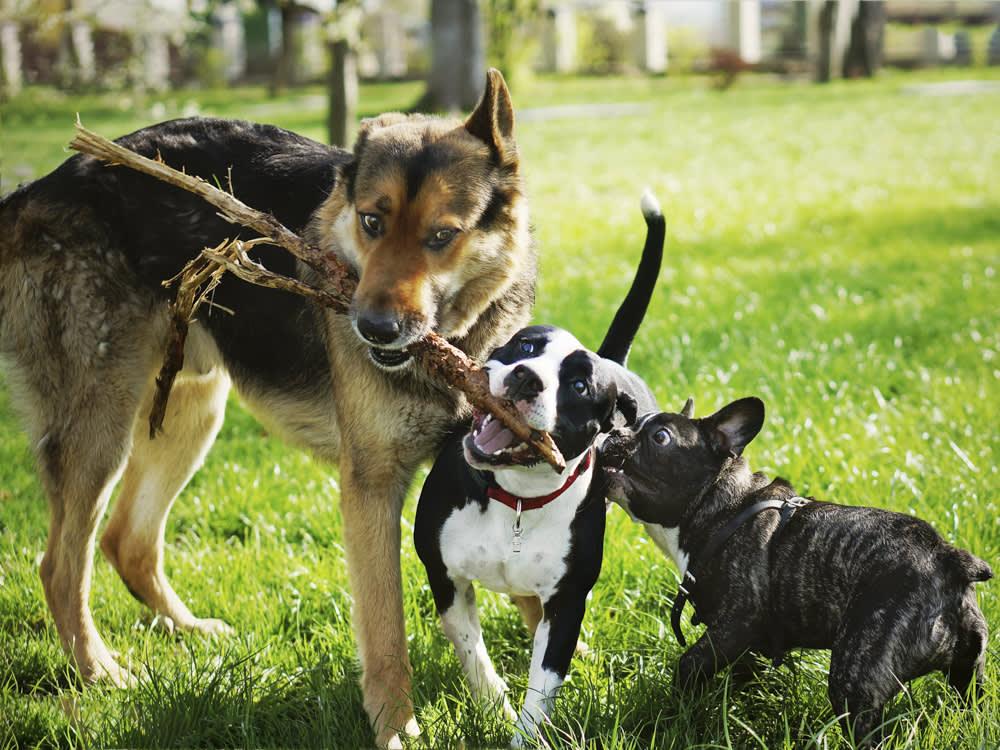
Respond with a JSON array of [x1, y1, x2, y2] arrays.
[[0, 70, 535, 749]]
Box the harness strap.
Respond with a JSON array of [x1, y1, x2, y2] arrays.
[[670, 496, 809, 647]]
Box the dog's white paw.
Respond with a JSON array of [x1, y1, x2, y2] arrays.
[[187, 617, 235, 637]]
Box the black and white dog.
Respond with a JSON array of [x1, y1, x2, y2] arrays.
[[600, 397, 992, 748], [414, 192, 663, 746]]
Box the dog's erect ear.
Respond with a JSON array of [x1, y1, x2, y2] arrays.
[[464, 68, 517, 166], [705, 397, 765, 458], [615, 391, 639, 428], [681, 397, 695, 419], [600, 381, 621, 433]]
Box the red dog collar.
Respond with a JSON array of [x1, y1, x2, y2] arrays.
[[487, 450, 593, 511]]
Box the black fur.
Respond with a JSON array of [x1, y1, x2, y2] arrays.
[[602, 398, 992, 748]]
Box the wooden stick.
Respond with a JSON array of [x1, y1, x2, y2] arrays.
[[70, 124, 565, 471], [69, 121, 356, 302]]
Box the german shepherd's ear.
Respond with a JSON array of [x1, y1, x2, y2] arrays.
[[464, 68, 517, 166]]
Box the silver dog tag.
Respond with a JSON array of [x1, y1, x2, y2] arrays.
[[512, 499, 523, 553]]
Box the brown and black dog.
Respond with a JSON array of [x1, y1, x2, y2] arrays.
[[0, 70, 535, 748]]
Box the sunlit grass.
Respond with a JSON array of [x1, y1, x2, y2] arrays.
[[1, 68, 999, 748]]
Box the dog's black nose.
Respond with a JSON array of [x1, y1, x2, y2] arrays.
[[357, 311, 402, 346], [506, 364, 543, 401], [599, 428, 635, 468]]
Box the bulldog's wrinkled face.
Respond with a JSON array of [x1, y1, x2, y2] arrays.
[[464, 325, 618, 471], [601, 398, 765, 528]]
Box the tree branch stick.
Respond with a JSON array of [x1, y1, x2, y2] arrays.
[[69, 120, 356, 301], [70, 124, 565, 471]]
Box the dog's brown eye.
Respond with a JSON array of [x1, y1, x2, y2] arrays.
[[428, 227, 457, 250], [572, 379, 588, 396], [360, 213, 382, 237], [653, 428, 671, 445]]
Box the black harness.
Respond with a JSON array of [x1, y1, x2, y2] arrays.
[[670, 495, 810, 648]]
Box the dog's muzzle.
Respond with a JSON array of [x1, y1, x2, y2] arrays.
[[368, 347, 412, 369], [355, 310, 415, 369]]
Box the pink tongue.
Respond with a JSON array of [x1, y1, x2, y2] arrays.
[[475, 418, 517, 454]]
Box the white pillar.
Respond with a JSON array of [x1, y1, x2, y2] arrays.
[[142, 33, 170, 92], [71, 19, 96, 84], [830, 0, 858, 77], [542, 5, 576, 74], [731, 0, 761, 64], [0, 20, 21, 96], [635, 2, 667, 73]]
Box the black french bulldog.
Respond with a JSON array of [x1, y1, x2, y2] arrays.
[[600, 396, 992, 748]]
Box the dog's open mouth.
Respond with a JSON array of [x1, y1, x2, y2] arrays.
[[464, 409, 543, 467], [369, 347, 412, 369]]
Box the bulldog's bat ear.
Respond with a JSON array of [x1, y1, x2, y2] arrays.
[[681, 397, 695, 419], [615, 391, 639, 427], [465, 68, 517, 166], [706, 397, 764, 458], [600, 381, 621, 433]]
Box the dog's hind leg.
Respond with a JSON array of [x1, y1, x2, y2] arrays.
[[100, 366, 232, 635], [828, 630, 900, 749], [510, 594, 591, 656], [33, 391, 139, 687], [510, 594, 543, 635], [945, 587, 989, 700]]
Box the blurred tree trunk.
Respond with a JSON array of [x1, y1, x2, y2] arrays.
[[816, 0, 837, 83], [425, 0, 485, 111], [269, 1, 300, 97], [843, 0, 885, 78], [328, 38, 357, 147]]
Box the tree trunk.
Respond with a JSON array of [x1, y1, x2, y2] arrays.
[[328, 38, 357, 148], [843, 1, 885, 78], [269, 2, 298, 97], [817, 0, 837, 83], [426, 0, 485, 112]]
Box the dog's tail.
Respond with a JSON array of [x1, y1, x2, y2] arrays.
[[596, 189, 664, 366], [949, 547, 993, 583]]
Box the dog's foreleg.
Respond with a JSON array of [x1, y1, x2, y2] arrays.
[[100, 368, 232, 635], [512, 601, 585, 748], [677, 628, 747, 689], [441, 583, 516, 720], [339, 450, 421, 750]]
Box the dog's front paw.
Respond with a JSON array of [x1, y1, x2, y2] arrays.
[[677, 650, 714, 691]]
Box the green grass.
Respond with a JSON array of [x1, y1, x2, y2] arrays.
[[1, 68, 999, 748]]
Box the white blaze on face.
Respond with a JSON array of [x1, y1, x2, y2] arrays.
[[483, 329, 584, 434]]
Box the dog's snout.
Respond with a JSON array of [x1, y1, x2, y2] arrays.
[[506, 364, 543, 402], [356, 310, 402, 346], [599, 428, 636, 469]]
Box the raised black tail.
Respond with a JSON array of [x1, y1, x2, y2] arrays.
[[596, 189, 665, 365]]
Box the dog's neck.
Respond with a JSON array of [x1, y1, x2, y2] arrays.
[[669, 459, 767, 563], [490, 450, 593, 503]]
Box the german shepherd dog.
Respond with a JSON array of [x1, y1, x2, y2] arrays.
[[0, 70, 535, 748]]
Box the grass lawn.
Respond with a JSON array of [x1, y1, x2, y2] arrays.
[[1, 68, 999, 748]]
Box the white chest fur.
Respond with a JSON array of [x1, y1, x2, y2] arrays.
[[645, 524, 690, 578], [439, 479, 588, 599]]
